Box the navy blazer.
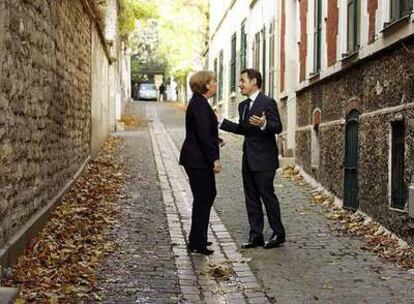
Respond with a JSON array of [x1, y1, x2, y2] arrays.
[[220, 92, 282, 171], [179, 93, 220, 169]]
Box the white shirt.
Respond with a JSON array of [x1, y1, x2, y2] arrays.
[[247, 90, 266, 130], [218, 90, 266, 130], [247, 90, 260, 110]]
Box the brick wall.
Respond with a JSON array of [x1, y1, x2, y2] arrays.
[[367, 0, 378, 44], [326, 0, 338, 66], [299, 0, 307, 82], [0, 0, 92, 246], [296, 39, 414, 244]]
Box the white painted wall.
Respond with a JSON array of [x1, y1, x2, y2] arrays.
[[91, 0, 133, 153], [280, 0, 300, 156], [91, 29, 110, 155]]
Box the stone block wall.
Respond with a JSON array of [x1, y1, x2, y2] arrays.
[[0, 0, 92, 247], [296, 38, 414, 244]]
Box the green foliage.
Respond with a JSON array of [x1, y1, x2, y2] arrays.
[[119, 0, 158, 38], [157, 0, 208, 80], [127, 0, 209, 83]]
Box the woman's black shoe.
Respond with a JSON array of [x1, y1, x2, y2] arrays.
[[187, 245, 214, 255]]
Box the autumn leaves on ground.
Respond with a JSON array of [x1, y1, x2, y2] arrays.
[[4, 137, 127, 303], [282, 166, 414, 270]]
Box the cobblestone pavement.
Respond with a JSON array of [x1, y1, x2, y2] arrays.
[[155, 102, 414, 304], [148, 104, 270, 304], [92, 103, 180, 303]]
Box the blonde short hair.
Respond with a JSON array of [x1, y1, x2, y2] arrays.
[[190, 70, 216, 94]]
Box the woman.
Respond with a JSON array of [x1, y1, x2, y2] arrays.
[[179, 71, 222, 255]]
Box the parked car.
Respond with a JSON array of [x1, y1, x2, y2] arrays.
[[138, 82, 157, 101]]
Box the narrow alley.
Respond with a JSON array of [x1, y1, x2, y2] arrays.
[[91, 101, 414, 304]]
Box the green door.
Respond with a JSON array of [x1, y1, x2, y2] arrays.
[[343, 110, 359, 210]]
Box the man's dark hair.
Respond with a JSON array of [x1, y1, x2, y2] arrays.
[[241, 68, 262, 88]]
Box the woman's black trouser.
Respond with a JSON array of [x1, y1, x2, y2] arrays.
[[185, 167, 216, 248]]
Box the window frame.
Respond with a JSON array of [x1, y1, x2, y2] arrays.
[[390, 0, 413, 22], [268, 21, 276, 98], [213, 57, 218, 105], [261, 26, 266, 92], [230, 33, 237, 93], [346, 0, 360, 55], [390, 119, 408, 210], [313, 0, 322, 74], [240, 20, 247, 71], [218, 50, 224, 101]]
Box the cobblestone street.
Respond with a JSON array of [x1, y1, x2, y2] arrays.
[[95, 101, 414, 303], [4, 1, 414, 303]]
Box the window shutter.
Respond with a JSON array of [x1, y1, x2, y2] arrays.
[[230, 33, 237, 92]]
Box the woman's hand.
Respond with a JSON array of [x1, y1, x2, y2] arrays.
[[214, 159, 222, 174]]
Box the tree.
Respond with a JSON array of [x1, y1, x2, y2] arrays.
[[156, 0, 208, 82], [118, 0, 158, 39], [130, 19, 166, 82], [128, 0, 209, 87]]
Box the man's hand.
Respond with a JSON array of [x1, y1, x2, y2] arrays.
[[213, 159, 222, 174], [249, 111, 266, 127]]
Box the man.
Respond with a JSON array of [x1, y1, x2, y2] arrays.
[[219, 69, 285, 249], [158, 83, 166, 102]]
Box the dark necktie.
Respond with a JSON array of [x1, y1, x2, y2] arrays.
[[244, 98, 252, 120]]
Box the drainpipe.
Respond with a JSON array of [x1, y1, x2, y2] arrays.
[[409, 181, 414, 218]]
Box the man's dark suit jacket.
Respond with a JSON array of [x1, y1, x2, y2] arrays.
[[179, 93, 219, 169], [220, 92, 282, 172]]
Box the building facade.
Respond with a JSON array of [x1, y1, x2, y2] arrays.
[[208, 0, 297, 158], [209, 0, 414, 244], [294, 0, 414, 244]]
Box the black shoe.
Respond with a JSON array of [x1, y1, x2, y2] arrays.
[[187, 245, 214, 255], [207, 241, 213, 246], [241, 237, 264, 249], [263, 233, 285, 249]]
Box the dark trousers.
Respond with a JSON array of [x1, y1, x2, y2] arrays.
[[185, 167, 216, 248], [242, 164, 285, 240]]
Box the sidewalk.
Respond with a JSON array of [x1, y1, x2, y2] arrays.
[[92, 104, 180, 303]]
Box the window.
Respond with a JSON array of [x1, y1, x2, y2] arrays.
[[218, 50, 224, 101], [346, 0, 360, 54], [313, 0, 322, 73], [262, 26, 266, 92], [269, 22, 276, 97], [240, 20, 247, 71], [230, 33, 237, 93], [390, 0, 413, 22], [213, 58, 218, 105], [253, 32, 261, 69], [391, 120, 407, 209]]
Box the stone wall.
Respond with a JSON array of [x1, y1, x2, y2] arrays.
[[0, 0, 92, 247], [296, 37, 414, 244]]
